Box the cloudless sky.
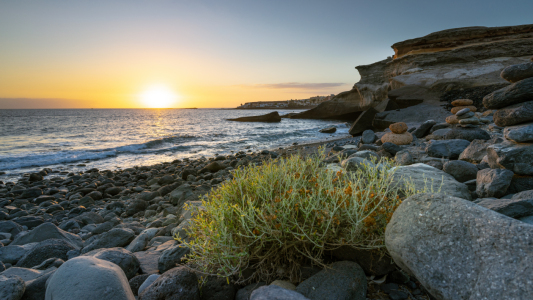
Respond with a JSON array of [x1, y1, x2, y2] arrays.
[[1, 0, 532, 108]]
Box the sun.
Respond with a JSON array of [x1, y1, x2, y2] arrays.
[[140, 85, 178, 108]]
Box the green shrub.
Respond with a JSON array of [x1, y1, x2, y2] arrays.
[[179, 151, 419, 283]]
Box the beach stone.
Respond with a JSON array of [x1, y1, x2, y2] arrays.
[[386, 193, 533, 300], [394, 150, 413, 166], [361, 130, 376, 144], [459, 139, 500, 163], [381, 142, 401, 156], [78, 196, 94, 207], [349, 108, 378, 136], [83, 247, 140, 279], [381, 132, 413, 145], [424, 160, 443, 170], [1, 267, 55, 283], [456, 110, 475, 119], [391, 163, 471, 200], [16, 239, 74, 268], [504, 122, 533, 143], [10, 223, 82, 249], [445, 114, 459, 124], [134, 240, 177, 274], [270, 280, 296, 291], [319, 127, 336, 134], [137, 274, 159, 296], [451, 106, 476, 114], [81, 228, 135, 254], [389, 122, 408, 134], [476, 168, 514, 198], [487, 141, 533, 175], [508, 176, 533, 194], [28, 173, 43, 182], [0, 221, 23, 236], [412, 120, 436, 138], [129, 274, 151, 296], [0, 274, 25, 300], [349, 150, 380, 162], [444, 127, 490, 142], [341, 157, 373, 172], [13, 216, 44, 230], [430, 123, 450, 133], [204, 161, 227, 173], [22, 269, 55, 300], [45, 256, 135, 300], [455, 108, 472, 117], [494, 100, 533, 127], [251, 285, 309, 300], [442, 160, 478, 183], [169, 184, 194, 207], [125, 228, 159, 253], [451, 99, 473, 106], [105, 186, 121, 196], [125, 199, 148, 216], [476, 198, 533, 219], [20, 189, 42, 199], [0, 244, 37, 265], [426, 139, 470, 159], [500, 62, 533, 83], [157, 244, 189, 273], [483, 77, 533, 109], [76, 212, 104, 225], [458, 117, 480, 125], [330, 247, 396, 276], [138, 266, 199, 300], [295, 261, 366, 300], [235, 282, 267, 300]]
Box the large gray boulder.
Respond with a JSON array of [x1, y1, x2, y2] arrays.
[[251, 285, 309, 300], [45, 256, 134, 300], [81, 228, 135, 254], [10, 223, 82, 249], [493, 100, 533, 127], [391, 163, 471, 200], [487, 141, 533, 175], [138, 266, 199, 300], [426, 139, 471, 159], [295, 261, 366, 300], [503, 122, 533, 143], [476, 168, 514, 198], [0, 275, 25, 300], [16, 239, 75, 268], [483, 77, 533, 109], [82, 247, 140, 279], [386, 193, 533, 300]]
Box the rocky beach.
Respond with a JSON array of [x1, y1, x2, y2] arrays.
[[1, 23, 533, 300]]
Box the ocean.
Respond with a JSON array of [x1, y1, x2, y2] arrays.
[[0, 109, 350, 181]]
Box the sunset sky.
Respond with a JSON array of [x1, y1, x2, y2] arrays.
[[1, 0, 532, 109]]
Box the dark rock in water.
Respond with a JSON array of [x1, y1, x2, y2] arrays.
[[386, 193, 533, 300], [83, 247, 140, 279], [444, 128, 490, 142], [45, 256, 135, 300], [21, 270, 55, 300], [504, 122, 533, 143], [81, 228, 135, 254], [227, 112, 281, 123], [426, 139, 471, 159], [382, 142, 401, 156], [319, 127, 336, 133], [476, 197, 533, 219], [476, 168, 514, 198], [296, 261, 366, 300], [138, 266, 199, 300], [129, 274, 151, 296], [0, 220, 23, 236], [250, 285, 309, 300], [198, 276, 237, 300], [487, 141, 533, 175], [508, 175, 533, 194], [494, 101, 533, 127], [412, 120, 436, 138], [235, 282, 267, 300], [500, 62, 533, 83], [0, 274, 26, 300], [483, 77, 533, 109], [361, 129, 376, 144], [16, 239, 75, 268], [331, 246, 395, 276], [11, 222, 83, 249], [443, 160, 478, 183], [349, 108, 378, 136], [158, 244, 190, 273]]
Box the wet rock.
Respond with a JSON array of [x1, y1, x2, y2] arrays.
[[386, 193, 533, 300], [500, 62, 533, 83], [426, 139, 470, 159], [83, 247, 140, 279], [295, 261, 366, 300], [138, 266, 199, 300], [45, 256, 135, 300], [443, 160, 478, 183], [493, 100, 533, 127], [483, 77, 533, 109]]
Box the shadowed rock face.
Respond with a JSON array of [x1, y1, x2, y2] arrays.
[[291, 89, 365, 120]]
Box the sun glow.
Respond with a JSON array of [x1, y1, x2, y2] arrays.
[[140, 85, 178, 108]]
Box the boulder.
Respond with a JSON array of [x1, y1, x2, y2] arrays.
[[476, 198, 533, 219], [169, 185, 194, 207], [133, 240, 177, 274], [476, 168, 514, 198], [493, 100, 533, 127], [125, 228, 159, 253], [227, 112, 281, 123], [381, 142, 401, 156], [386, 193, 533, 300], [412, 120, 436, 138], [0, 275, 25, 300], [295, 261, 366, 300], [389, 122, 408, 134], [0, 244, 37, 265], [391, 163, 471, 200], [157, 244, 190, 273], [444, 128, 490, 141], [16, 239, 75, 269], [0, 267, 55, 283], [508, 175, 533, 194], [500, 62, 533, 83], [137, 274, 159, 296], [503, 122, 533, 143], [459, 139, 492, 163], [81, 228, 135, 254], [426, 139, 471, 159], [138, 266, 199, 300], [21, 270, 54, 300], [394, 150, 413, 166], [487, 141, 533, 175], [0, 221, 23, 236], [380, 132, 413, 145], [204, 161, 227, 173], [83, 247, 140, 279], [10, 223, 82, 249], [483, 77, 533, 109], [45, 256, 135, 300], [348, 108, 378, 136], [125, 199, 148, 216], [442, 160, 478, 183]]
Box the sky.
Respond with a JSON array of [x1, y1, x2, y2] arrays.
[[1, 0, 532, 109]]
